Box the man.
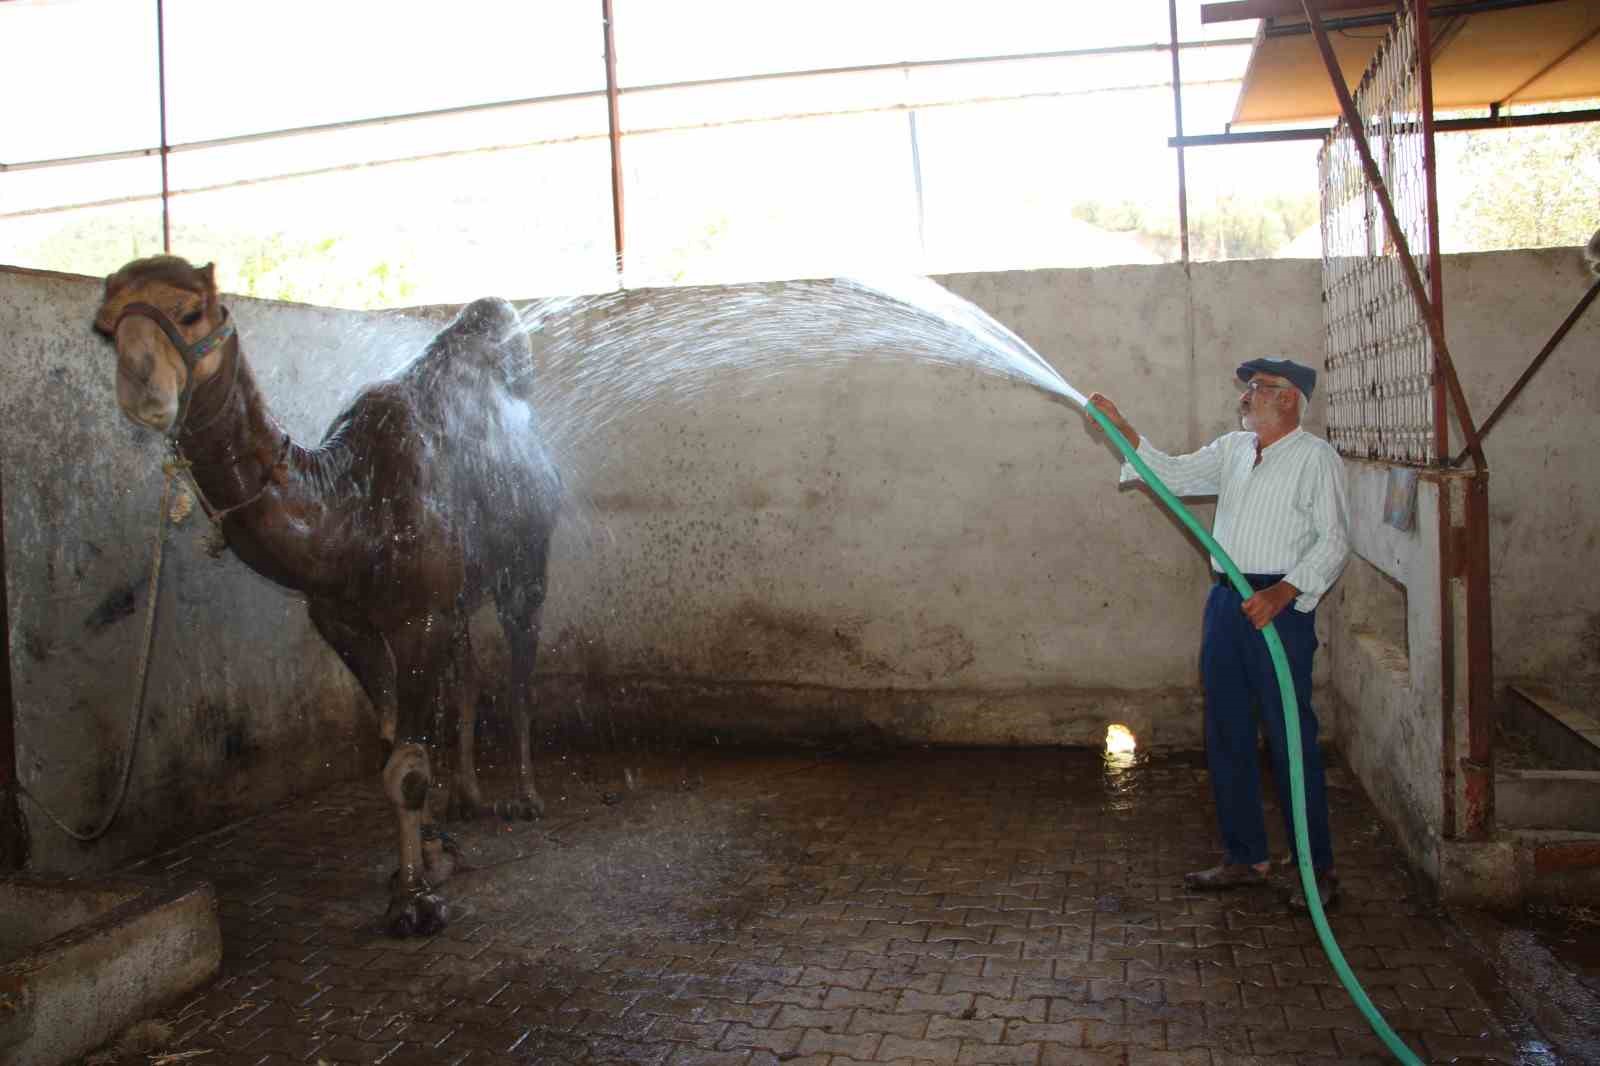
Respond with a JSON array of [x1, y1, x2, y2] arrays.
[[1087, 356, 1349, 910]]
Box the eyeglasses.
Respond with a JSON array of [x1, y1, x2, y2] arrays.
[[1243, 380, 1292, 394]]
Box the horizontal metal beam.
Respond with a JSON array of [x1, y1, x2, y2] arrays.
[[5, 74, 1251, 223], [1, 37, 1251, 175], [1203, 0, 1395, 22], [1168, 105, 1600, 145], [1206, 0, 1559, 26]]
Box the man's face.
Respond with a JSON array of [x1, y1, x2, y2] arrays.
[[1239, 373, 1295, 432]]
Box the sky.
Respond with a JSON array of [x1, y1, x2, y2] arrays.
[[2, 0, 1258, 165], [2, 0, 1324, 299]]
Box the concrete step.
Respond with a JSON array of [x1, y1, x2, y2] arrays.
[[1504, 684, 1600, 771], [0, 875, 221, 1066], [1509, 829, 1600, 904], [1497, 768, 1600, 832]]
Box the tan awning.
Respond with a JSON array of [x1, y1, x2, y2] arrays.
[[1204, 0, 1600, 127]]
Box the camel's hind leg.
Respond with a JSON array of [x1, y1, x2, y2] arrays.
[[445, 621, 489, 820], [495, 576, 547, 820]]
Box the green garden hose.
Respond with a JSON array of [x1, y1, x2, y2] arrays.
[[1083, 404, 1425, 1066]]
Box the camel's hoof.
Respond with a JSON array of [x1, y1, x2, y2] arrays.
[[385, 891, 449, 938]]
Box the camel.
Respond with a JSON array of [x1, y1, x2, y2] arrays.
[[94, 257, 559, 936]]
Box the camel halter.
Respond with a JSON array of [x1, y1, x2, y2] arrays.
[[113, 301, 238, 438], [114, 300, 283, 537]]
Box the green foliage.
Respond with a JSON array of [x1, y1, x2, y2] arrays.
[[9, 211, 420, 309], [1440, 120, 1600, 251], [1073, 192, 1319, 261]]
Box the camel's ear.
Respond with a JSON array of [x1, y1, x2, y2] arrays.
[[199, 262, 221, 314], [93, 288, 119, 335]]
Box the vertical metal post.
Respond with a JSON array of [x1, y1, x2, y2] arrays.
[[601, 0, 626, 281], [1416, 2, 1447, 462], [1167, 0, 1191, 266], [157, 0, 172, 253], [1462, 469, 1494, 839], [1437, 480, 1458, 839]]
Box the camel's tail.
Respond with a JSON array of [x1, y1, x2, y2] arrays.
[[1586, 228, 1600, 276]]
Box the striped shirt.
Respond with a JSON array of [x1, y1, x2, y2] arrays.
[[1118, 427, 1350, 612]]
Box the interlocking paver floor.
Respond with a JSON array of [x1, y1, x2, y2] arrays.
[[101, 747, 1546, 1065]]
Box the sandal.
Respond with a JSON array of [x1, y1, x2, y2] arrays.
[[1287, 870, 1339, 911], [1184, 863, 1269, 890]]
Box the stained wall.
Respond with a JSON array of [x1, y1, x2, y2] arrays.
[[4, 249, 1594, 877]]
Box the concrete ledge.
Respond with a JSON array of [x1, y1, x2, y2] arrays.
[[0, 875, 222, 1066], [1497, 769, 1600, 831], [1437, 836, 1522, 908], [1434, 831, 1600, 907], [1505, 685, 1600, 770], [1512, 829, 1600, 905]]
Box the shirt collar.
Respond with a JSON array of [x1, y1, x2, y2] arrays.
[[1256, 426, 1305, 457]]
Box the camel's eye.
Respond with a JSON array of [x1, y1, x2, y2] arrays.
[[180, 309, 203, 327]]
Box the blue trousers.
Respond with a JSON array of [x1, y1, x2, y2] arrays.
[[1200, 578, 1334, 871]]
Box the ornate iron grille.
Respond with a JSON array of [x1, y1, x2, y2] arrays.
[[1318, 0, 1437, 464]]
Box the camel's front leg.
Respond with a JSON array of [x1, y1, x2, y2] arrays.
[[382, 742, 449, 936], [512, 704, 545, 819], [447, 629, 487, 820]]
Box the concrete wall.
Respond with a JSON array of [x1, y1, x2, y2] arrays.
[[1321, 247, 1600, 892], [525, 260, 1328, 750], [1441, 250, 1600, 686], [0, 267, 442, 874], [4, 249, 1594, 878]]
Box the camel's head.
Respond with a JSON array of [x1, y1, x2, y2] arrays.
[[94, 255, 233, 434]]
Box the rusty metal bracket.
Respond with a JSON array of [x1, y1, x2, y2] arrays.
[[1301, 0, 1488, 472], [1453, 273, 1600, 467]]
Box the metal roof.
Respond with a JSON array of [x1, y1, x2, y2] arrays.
[[1203, 0, 1600, 126]]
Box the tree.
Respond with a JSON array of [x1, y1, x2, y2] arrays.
[[1439, 119, 1600, 252]]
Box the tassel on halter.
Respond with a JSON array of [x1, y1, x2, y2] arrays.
[[164, 431, 291, 558]]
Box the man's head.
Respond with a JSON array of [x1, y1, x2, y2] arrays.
[[1236, 356, 1315, 436]]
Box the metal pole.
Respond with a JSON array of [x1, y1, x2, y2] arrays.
[[1299, 0, 1487, 470], [1168, 0, 1191, 266], [1463, 469, 1494, 839], [1456, 274, 1600, 466], [1168, 107, 1600, 147], [1417, 3, 1447, 461], [156, 0, 171, 252], [601, 0, 626, 281]]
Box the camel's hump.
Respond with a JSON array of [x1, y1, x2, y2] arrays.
[[413, 296, 529, 381], [442, 297, 520, 342]]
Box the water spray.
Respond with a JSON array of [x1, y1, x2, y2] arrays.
[[854, 271, 1420, 1062], [1069, 394, 1425, 1066]]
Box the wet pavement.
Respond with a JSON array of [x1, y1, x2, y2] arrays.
[[90, 746, 1589, 1065]]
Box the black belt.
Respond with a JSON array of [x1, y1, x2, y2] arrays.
[[1215, 571, 1286, 591]]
